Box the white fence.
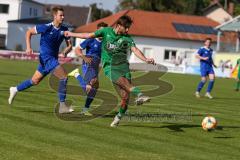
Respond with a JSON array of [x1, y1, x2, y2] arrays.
[[0, 50, 233, 78]]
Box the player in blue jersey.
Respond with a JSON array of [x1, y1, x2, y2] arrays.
[[195, 38, 217, 99], [8, 7, 73, 113], [68, 22, 108, 116]]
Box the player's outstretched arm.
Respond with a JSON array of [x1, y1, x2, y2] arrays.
[[131, 46, 155, 65], [25, 27, 37, 54], [64, 31, 95, 39]]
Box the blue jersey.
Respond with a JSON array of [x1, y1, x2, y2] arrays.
[[197, 47, 213, 68], [80, 38, 101, 59], [80, 38, 102, 83], [35, 22, 69, 58]]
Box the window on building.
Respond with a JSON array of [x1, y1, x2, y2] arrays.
[[45, 7, 50, 13], [134, 47, 152, 61], [29, 8, 32, 16], [34, 9, 37, 16], [0, 34, 6, 48], [164, 49, 177, 61], [0, 4, 9, 14], [143, 48, 152, 56]]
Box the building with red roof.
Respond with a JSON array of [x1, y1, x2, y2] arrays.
[[74, 10, 222, 70]]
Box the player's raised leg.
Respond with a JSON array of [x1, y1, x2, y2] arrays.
[[116, 77, 150, 105], [68, 68, 92, 93], [54, 65, 74, 113], [8, 70, 43, 104]]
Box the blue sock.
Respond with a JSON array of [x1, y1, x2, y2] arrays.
[[17, 79, 33, 91], [58, 78, 68, 102], [197, 80, 206, 92], [84, 97, 94, 109], [76, 75, 88, 92], [84, 89, 97, 108], [207, 80, 214, 93]]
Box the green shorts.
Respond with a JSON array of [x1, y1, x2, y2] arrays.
[[238, 70, 240, 79], [103, 63, 131, 82]]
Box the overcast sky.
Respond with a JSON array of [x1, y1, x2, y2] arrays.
[[35, 0, 119, 12]]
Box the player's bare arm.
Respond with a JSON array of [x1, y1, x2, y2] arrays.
[[131, 46, 155, 64], [25, 27, 37, 54], [74, 46, 92, 64], [212, 62, 217, 68], [64, 31, 95, 39], [61, 39, 72, 57]]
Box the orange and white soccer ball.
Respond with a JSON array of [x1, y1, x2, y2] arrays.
[[201, 116, 217, 131]]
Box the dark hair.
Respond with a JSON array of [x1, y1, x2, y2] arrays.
[[116, 15, 133, 28], [205, 37, 212, 42], [97, 22, 108, 29], [52, 6, 64, 15]]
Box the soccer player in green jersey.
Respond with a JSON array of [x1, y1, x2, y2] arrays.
[[232, 58, 240, 91], [65, 15, 155, 127]]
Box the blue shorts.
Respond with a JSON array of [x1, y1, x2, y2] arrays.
[[82, 56, 100, 84], [37, 55, 59, 75], [82, 64, 98, 84], [200, 67, 214, 77]]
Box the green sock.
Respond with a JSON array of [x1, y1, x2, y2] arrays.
[[117, 107, 127, 118], [236, 81, 240, 89], [131, 87, 142, 97]]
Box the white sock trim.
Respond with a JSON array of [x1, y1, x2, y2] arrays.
[[74, 73, 80, 78], [13, 87, 18, 92], [60, 102, 66, 105]]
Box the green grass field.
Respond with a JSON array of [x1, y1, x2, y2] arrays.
[[0, 59, 239, 160]]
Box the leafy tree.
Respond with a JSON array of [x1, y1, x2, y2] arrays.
[[90, 3, 112, 22], [117, 0, 240, 16]]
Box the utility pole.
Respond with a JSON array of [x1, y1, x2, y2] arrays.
[[224, 0, 228, 10], [98, 3, 103, 18]]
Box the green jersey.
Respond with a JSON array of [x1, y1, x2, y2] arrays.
[[94, 27, 135, 82], [94, 27, 135, 66]]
